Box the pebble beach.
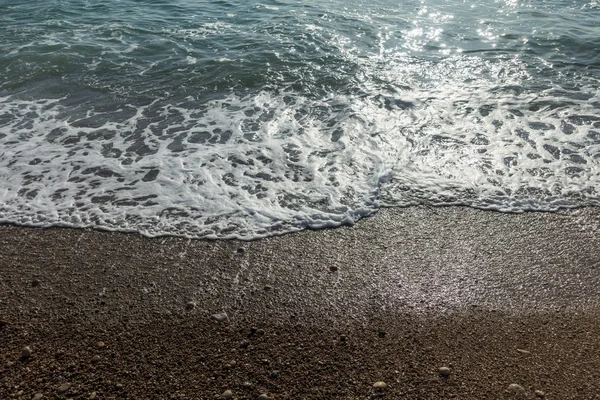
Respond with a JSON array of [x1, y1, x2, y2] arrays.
[[1, 206, 599, 399]]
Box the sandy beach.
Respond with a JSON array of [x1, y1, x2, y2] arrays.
[[1, 206, 599, 399]]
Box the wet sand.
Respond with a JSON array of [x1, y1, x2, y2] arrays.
[[1, 206, 599, 399]]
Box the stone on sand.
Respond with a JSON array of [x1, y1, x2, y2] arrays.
[[438, 366, 452, 377], [91, 355, 101, 363], [222, 389, 233, 398], [22, 346, 32, 358], [32, 394, 43, 400], [373, 381, 387, 389], [535, 390, 546, 398], [89, 392, 97, 399], [211, 313, 229, 323], [57, 383, 71, 393], [258, 395, 269, 400], [507, 383, 525, 394]]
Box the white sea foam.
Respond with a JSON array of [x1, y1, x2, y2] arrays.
[[0, 71, 598, 239]]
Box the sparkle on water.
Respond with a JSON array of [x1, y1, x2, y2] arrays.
[[0, 0, 599, 238]]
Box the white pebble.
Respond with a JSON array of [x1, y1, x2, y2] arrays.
[[373, 381, 387, 389], [211, 313, 229, 323]]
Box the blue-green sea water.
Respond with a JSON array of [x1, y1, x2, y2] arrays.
[[1, 0, 599, 238]]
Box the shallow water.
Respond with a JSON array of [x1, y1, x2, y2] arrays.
[[1, 0, 599, 238]]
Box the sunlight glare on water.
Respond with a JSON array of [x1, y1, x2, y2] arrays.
[[0, 0, 599, 238]]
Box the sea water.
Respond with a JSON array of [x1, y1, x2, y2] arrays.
[[0, 0, 599, 239]]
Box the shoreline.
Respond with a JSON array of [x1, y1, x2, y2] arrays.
[[1, 202, 599, 242], [1, 206, 599, 399]]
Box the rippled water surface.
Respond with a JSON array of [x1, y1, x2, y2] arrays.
[[1, 0, 599, 238]]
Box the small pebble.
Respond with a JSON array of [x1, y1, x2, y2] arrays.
[[31, 279, 40, 287], [32, 394, 43, 400], [91, 355, 101, 363], [535, 390, 546, 398], [264, 285, 273, 291], [116, 383, 123, 390], [373, 381, 387, 389], [329, 265, 338, 272], [257, 395, 269, 400], [438, 366, 452, 377], [255, 328, 265, 336], [185, 301, 196, 310], [222, 389, 233, 398], [22, 346, 32, 358], [211, 313, 229, 323], [89, 392, 97, 399], [96, 341, 105, 348], [507, 383, 525, 393], [57, 383, 71, 393], [378, 329, 386, 338], [236, 247, 245, 255], [242, 381, 252, 389]]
